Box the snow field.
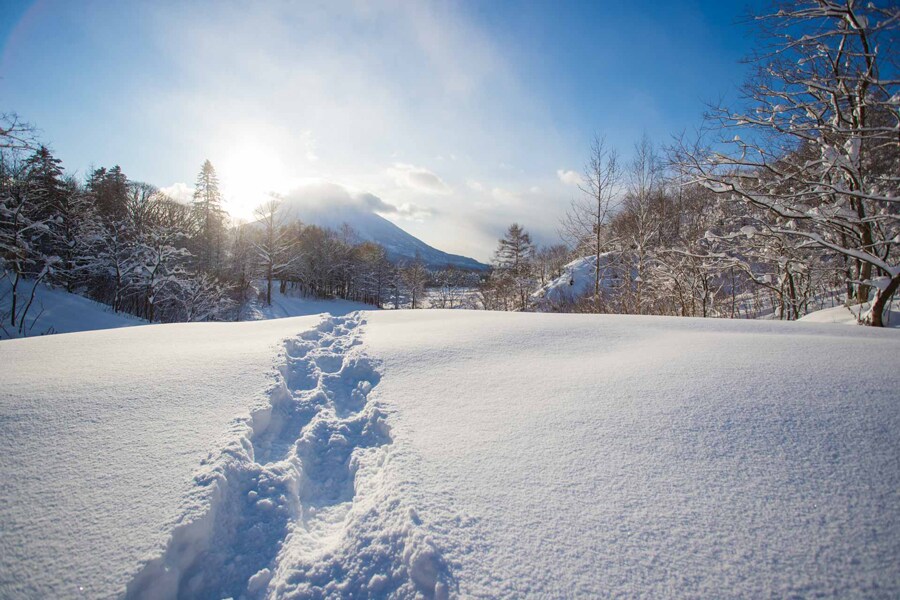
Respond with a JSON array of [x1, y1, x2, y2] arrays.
[[2, 310, 899, 598], [0, 316, 320, 598], [364, 311, 900, 597], [125, 313, 451, 599]]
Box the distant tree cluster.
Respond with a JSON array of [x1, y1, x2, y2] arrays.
[[479, 224, 567, 311], [0, 134, 237, 334], [485, 0, 899, 326]]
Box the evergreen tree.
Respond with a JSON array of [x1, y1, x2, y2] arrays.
[[192, 160, 225, 274], [493, 223, 535, 310], [87, 165, 129, 221]]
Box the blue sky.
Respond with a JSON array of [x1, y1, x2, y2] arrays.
[[0, 0, 762, 260]]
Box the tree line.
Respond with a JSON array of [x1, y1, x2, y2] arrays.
[[481, 0, 898, 326], [0, 130, 445, 335]]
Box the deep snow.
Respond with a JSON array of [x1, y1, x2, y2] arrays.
[[1, 311, 899, 597]]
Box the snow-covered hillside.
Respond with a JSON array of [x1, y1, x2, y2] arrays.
[[799, 301, 900, 328], [0, 279, 371, 340], [243, 284, 374, 321], [278, 186, 486, 271], [1, 312, 898, 598], [532, 253, 622, 310], [0, 278, 148, 339]]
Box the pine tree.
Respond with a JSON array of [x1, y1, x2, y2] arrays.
[[493, 223, 535, 310], [87, 165, 129, 221], [23, 147, 87, 291], [192, 160, 225, 274]]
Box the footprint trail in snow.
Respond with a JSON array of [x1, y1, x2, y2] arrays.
[[126, 313, 452, 600]]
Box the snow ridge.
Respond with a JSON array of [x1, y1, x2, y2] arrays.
[[125, 314, 452, 599]]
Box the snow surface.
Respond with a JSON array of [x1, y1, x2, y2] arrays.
[[2, 311, 899, 597], [0, 278, 147, 339]]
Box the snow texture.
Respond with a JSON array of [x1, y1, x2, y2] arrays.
[[2, 311, 899, 597], [364, 311, 900, 597], [125, 313, 450, 599]]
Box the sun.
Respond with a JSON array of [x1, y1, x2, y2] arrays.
[[216, 140, 295, 221]]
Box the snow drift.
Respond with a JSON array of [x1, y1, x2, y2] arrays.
[[1, 311, 898, 597]]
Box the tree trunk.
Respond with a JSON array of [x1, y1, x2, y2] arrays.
[[865, 274, 900, 327]]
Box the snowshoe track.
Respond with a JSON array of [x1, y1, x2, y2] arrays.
[[125, 313, 452, 600]]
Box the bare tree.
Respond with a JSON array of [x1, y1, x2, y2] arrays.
[[563, 134, 621, 310], [0, 113, 37, 152], [400, 256, 429, 309]]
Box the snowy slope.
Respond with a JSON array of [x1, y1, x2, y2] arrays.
[[278, 192, 486, 271], [0, 278, 148, 339], [531, 253, 622, 310], [2, 312, 899, 598], [243, 284, 374, 320], [799, 301, 900, 328], [0, 317, 321, 598], [365, 312, 900, 597], [0, 279, 365, 340]]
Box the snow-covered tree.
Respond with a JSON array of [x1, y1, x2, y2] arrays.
[[0, 155, 59, 335], [253, 198, 294, 305], [678, 0, 900, 326]]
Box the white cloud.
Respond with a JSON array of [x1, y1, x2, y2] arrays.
[[466, 179, 485, 192], [160, 182, 194, 204], [274, 181, 433, 223], [557, 169, 583, 186], [387, 163, 451, 194]]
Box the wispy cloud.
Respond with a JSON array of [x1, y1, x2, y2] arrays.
[[358, 191, 434, 219]]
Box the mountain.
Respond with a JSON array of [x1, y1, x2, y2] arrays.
[[276, 183, 488, 271]]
